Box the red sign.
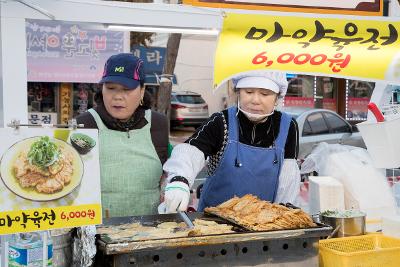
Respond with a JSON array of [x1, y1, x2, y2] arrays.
[[284, 96, 314, 108], [252, 51, 351, 73], [322, 98, 337, 112], [347, 97, 370, 120]]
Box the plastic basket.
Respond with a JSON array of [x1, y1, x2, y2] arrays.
[[319, 234, 400, 267]]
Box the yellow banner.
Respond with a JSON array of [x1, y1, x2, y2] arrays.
[[214, 13, 400, 88], [0, 204, 102, 235]]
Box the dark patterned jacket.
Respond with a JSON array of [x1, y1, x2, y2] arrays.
[[185, 109, 299, 176]]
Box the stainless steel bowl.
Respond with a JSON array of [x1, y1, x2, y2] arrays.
[[320, 213, 366, 238]]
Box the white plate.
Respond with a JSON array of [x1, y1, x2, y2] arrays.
[[0, 136, 84, 201]]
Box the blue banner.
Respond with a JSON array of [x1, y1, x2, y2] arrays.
[[132, 46, 166, 74]]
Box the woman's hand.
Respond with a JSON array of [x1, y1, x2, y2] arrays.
[[164, 181, 190, 213]]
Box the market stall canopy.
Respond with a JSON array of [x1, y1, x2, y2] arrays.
[[213, 12, 400, 90], [0, 0, 223, 127], [183, 0, 383, 16], [3, 0, 222, 30]]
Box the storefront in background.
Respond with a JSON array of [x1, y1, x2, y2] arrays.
[[27, 82, 98, 125], [283, 74, 374, 121], [28, 82, 58, 124], [346, 80, 375, 121], [284, 75, 314, 108], [25, 18, 375, 124], [27, 44, 177, 125], [317, 77, 338, 112]]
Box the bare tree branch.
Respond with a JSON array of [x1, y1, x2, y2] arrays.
[[156, 33, 182, 132]]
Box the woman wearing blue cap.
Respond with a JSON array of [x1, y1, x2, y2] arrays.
[[76, 53, 168, 217], [162, 71, 300, 213]]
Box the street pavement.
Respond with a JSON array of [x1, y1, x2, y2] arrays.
[[170, 127, 196, 145]]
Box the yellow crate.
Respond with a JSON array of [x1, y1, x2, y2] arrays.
[[319, 234, 400, 267]]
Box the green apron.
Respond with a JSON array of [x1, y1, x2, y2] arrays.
[[88, 109, 162, 217]]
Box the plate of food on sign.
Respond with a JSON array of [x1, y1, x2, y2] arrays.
[[0, 136, 84, 201]]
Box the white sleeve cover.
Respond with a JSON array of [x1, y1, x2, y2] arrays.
[[163, 143, 206, 188], [275, 159, 301, 205]]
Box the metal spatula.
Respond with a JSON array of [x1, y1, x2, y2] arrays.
[[178, 211, 194, 229]]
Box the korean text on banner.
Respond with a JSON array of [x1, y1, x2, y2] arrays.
[[26, 19, 126, 83], [213, 13, 400, 89], [0, 128, 102, 235]]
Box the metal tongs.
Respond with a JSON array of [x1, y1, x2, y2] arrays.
[[177, 211, 194, 229]]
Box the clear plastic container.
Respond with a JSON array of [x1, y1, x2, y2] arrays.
[[393, 182, 400, 207], [383, 216, 400, 238], [357, 117, 400, 168], [8, 232, 53, 267]]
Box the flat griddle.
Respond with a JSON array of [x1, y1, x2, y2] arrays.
[[96, 212, 332, 255]]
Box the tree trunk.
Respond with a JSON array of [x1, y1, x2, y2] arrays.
[[156, 33, 181, 129]]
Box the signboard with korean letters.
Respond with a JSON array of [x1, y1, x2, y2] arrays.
[[131, 46, 179, 84], [132, 46, 165, 74], [0, 127, 101, 235], [26, 19, 126, 83], [213, 12, 400, 89], [28, 113, 57, 126]]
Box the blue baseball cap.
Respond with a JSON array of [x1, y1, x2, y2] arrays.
[[99, 53, 144, 90]]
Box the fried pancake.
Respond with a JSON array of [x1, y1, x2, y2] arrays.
[[205, 194, 316, 231]]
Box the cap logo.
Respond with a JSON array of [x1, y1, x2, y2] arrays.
[[115, 66, 124, 73], [100, 54, 144, 87]]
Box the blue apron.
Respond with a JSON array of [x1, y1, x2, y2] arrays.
[[198, 107, 292, 211]]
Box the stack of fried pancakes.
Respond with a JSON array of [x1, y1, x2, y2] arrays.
[[205, 194, 316, 231]]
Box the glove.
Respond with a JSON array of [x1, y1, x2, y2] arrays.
[[157, 202, 167, 214], [164, 181, 190, 213]]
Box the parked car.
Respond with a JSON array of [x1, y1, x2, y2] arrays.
[[281, 107, 366, 160], [170, 91, 209, 128]]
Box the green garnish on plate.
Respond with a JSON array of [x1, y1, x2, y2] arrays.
[[27, 136, 61, 168]]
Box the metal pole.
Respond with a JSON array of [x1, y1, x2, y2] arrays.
[[0, 235, 9, 267], [42, 232, 48, 267]]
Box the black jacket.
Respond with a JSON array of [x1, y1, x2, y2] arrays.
[[185, 109, 299, 159]]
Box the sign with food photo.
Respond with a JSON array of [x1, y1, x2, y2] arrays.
[[0, 128, 101, 235]]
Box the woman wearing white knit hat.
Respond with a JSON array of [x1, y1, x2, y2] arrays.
[[161, 71, 300, 213]]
